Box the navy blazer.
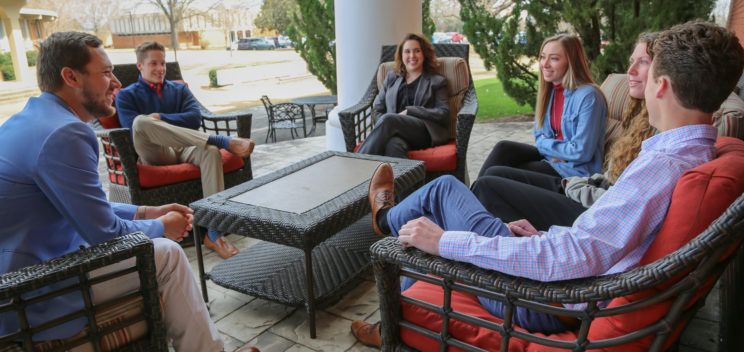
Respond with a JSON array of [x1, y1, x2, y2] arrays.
[[373, 71, 450, 146]]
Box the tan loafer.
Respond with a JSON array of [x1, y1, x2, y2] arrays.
[[351, 320, 382, 348], [229, 137, 255, 157], [369, 163, 394, 237], [204, 236, 239, 259]]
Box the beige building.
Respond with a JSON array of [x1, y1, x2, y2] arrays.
[[0, 0, 56, 82], [109, 7, 258, 49], [729, 0, 744, 45]]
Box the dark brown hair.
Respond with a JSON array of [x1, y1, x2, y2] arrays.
[[393, 33, 438, 77], [135, 41, 165, 63], [651, 20, 744, 113], [37, 31, 102, 93]]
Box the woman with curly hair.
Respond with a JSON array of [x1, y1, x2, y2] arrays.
[[356, 33, 449, 158], [472, 32, 658, 231], [477, 34, 608, 179]]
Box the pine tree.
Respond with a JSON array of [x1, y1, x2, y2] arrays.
[[459, 0, 715, 108], [287, 0, 336, 94], [423, 0, 436, 39]]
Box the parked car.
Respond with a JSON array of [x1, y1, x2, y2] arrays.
[[236, 38, 276, 50], [267, 35, 292, 48]]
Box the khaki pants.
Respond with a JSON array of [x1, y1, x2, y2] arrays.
[[132, 115, 224, 197], [92, 238, 223, 352]]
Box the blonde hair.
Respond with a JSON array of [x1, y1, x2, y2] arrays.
[[604, 32, 660, 183], [534, 34, 601, 128]]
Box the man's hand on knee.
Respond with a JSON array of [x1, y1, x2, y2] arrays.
[[148, 113, 161, 120], [397, 217, 443, 255]]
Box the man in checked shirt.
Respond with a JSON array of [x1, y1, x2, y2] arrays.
[[351, 20, 744, 347]]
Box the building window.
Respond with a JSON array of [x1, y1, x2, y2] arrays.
[[20, 19, 29, 39], [35, 21, 42, 39]]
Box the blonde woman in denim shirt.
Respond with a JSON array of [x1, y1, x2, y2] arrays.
[[478, 34, 608, 179]]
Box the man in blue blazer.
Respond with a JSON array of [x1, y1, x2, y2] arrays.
[[0, 31, 257, 352]]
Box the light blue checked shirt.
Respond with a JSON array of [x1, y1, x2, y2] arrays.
[[439, 124, 717, 282]]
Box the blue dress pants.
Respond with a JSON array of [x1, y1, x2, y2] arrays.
[[390, 175, 571, 334]]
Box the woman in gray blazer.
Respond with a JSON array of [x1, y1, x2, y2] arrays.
[[356, 33, 449, 158]]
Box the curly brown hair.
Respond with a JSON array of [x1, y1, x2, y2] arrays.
[[605, 32, 659, 183], [393, 33, 438, 78]]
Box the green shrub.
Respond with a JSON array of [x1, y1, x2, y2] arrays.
[[26, 50, 38, 66], [208, 68, 218, 87], [0, 51, 38, 80], [1, 52, 14, 81]]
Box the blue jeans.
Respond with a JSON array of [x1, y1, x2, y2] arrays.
[[391, 176, 570, 334]]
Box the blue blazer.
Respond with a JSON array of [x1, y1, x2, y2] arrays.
[[534, 85, 607, 177], [0, 93, 163, 340]]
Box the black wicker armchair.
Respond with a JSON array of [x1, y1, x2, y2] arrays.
[[90, 62, 253, 207], [0, 233, 167, 351], [338, 44, 477, 184], [370, 138, 744, 351]]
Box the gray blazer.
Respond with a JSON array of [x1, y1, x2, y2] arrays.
[[373, 71, 450, 146]]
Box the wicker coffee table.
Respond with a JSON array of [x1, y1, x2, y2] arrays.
[[190, 151, 425, 337]]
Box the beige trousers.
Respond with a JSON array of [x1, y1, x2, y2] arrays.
[[132, 115, 224, 197], [92, 238, 223, 352]]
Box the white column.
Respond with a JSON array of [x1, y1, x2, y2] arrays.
[[3, 0, 31, 82], [326, 0, 422, 151]]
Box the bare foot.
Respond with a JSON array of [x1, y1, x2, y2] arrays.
[[229, 137, 255, 157]]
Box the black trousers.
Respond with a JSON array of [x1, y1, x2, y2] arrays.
[[471, 173, 587, 231], [356, 113, 431, 159], [478, 140, 560, 178]]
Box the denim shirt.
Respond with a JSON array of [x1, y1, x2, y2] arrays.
[[533, 84, 607, 177]]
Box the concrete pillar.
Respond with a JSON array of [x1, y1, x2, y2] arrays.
[[326, 0, 422, 151], [1, 0, 31, 82]]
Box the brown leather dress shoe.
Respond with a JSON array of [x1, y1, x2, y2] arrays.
[[229, 137, 255, 157], [369, 163, 394, 237], [234, 347, 260, 352], [204, 236, 239, 259], [351, 320, 382, 348]]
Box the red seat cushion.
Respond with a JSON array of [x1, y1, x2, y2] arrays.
[[108, 150, 245, 188], [398, 137, 744, 351], [408, 140, 457, 171], [354, 140, 457, 172]]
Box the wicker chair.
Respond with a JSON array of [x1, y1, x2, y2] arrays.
[[90, 62, 253, 207], [338, 44, 477, 184], [0, 233, 167, 351], [370, 137, 744, 351]]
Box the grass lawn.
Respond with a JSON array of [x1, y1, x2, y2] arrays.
[[474, 77, 534, 122]]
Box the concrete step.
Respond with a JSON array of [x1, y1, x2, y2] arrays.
[[0, 86, 40, 106]]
